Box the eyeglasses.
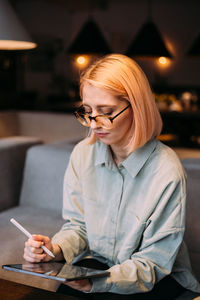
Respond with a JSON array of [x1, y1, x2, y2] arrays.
[[74, 104, 131, 130]]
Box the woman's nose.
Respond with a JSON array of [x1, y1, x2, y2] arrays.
[[90, 119, 100, 129]]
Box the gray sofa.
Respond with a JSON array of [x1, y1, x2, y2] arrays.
[[0, 136, 42, 212], [0, 140, 75, 292], [0, 140, 200, 299]]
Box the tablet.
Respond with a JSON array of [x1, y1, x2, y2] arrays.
[[2, 262, 110, 282]]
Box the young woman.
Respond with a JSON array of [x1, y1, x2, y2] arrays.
[[24, 54, 200, 299]]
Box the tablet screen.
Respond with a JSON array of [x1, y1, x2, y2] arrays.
[[2, 262, 110, 282]]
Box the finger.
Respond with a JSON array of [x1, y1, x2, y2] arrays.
[[23, 252, 45, 263], [25, 239, 44, 249], [64, 279, 91, 291], [32, 235, 51, 244], [24, 244, 45, 257], [65, 281, 80, 289], [24, 246, 43, 256], [24, 248, 46, 262], [68, 280, 82, 285], [30, 246, 44, 254]]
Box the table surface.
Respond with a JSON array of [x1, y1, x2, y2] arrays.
[[0, 278, 84, 300]]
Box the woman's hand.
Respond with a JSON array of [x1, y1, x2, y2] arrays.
[[24, 235, 92, 291], [23, 234, 63, 263], [64, 279, 92, 292]]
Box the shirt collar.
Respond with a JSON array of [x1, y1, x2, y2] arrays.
[[95, 139, 158, 176], [121, 139, 158, 178], [95, 142, 116, 171]]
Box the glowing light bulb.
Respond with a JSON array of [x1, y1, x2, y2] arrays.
[[76, 56, 86, 65], [74, 55, 91, 69], [158, 57, 167, 65]]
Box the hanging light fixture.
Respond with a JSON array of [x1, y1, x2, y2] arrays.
[[187, 33, 200, 56], [0, 0, 37, 50], [126, 21, 172, 58], [126, 0, 172, 58], [67, 18, 111, 55]]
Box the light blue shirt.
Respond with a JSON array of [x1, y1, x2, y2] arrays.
[[52, 138, 200, 294]]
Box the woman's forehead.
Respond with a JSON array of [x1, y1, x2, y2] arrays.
[[82, 83, 122, 106]]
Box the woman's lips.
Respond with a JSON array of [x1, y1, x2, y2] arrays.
[[95, 132, 109, 138]]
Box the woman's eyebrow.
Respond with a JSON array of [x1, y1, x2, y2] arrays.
[[83, 104, 116, 108]]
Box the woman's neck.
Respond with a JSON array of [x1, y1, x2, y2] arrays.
[[110, 145, 131, 165]]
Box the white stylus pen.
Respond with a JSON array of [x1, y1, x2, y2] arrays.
[[10, 218, 55, 258]]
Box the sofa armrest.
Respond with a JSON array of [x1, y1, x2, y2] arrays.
[[0, 136, 42, 212], [181, 158, 200, 281]]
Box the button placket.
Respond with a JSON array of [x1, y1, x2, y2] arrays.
[[109, 171, 124, 261]]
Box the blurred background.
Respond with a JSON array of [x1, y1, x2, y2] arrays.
[[0, 0, 200, 148]]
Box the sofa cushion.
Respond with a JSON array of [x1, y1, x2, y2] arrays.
[[19, 141, 75, 212], [17, 111, 88, 143]]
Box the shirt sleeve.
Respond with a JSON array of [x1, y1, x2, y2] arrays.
[[52, 146, 88, 263], [90, 177, 186, 294]]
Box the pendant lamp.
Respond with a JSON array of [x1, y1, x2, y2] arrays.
[[0, 0, 37, 50], [67, 18, 111, 55], [126, 0, 172, 58], [126, 20, 172, 58], [187, 33, 200, 56]]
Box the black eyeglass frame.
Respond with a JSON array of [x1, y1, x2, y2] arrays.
[[74, 104, 131, 128]]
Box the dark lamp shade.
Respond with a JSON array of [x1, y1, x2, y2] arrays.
[[67, 19, 111, 55], [187, 33, 200, 56], [126, 21, 172, 58]]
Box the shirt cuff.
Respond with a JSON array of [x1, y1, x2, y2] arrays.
[[88, 273, 112, 293], [52, 230, 87, 264], [51, 236, 74, 263]]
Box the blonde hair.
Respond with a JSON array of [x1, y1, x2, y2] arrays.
[[80, 54, 162, 152]]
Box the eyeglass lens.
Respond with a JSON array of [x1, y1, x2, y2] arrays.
[[75, 103, 130, 129]]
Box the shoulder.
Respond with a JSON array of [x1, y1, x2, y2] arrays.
[[69, 138, 101, 168], [146, 140, 186, 183], [71, 138, 97, 157], [141, 140, 185, 183], [156, 141, 184, 173]]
